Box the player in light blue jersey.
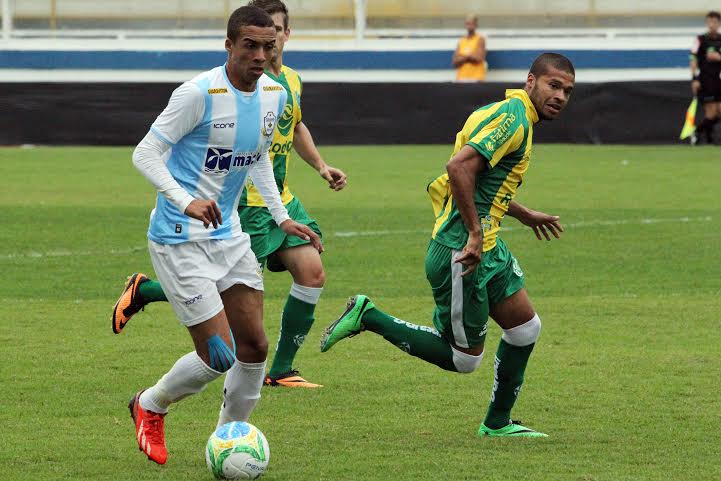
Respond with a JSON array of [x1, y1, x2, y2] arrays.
[[125, 6, 322, 466]]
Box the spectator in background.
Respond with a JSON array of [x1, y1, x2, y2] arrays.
[[690, 11, 721, 144], [453, 14, 486, 82]]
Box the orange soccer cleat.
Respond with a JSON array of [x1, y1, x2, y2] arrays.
[[112, 273, 149, 334], [263, 370, 323, 388], [128, 391, 168, 465]]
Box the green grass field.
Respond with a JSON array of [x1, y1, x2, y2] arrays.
[[1, 144, 720, 481]]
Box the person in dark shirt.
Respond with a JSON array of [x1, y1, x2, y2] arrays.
[[690, 11, 721, 144]]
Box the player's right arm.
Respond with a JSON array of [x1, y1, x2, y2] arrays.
[[452, 42, 467, 68], [446, 145, 485, 276], [133, 83, 222, 229], [449, 101, 527, 275]]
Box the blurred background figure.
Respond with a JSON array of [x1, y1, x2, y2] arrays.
[[690, 11, 721, 145], [452, 14, 486, 82]]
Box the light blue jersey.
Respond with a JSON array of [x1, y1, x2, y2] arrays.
[[146, 65, 287, 244]]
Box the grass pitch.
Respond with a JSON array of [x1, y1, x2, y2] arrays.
[[1, 144, 720, 481]]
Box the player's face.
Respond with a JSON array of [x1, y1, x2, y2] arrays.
[[527, 67, 575, 120], [269, 13, 290, 62], [464, 17, 477, 34], [225, 25, 276, 87], [707, 16, 720, 34]]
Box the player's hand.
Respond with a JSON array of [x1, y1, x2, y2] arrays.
[[707, 51, 721, 62], [692, 80, 701, 96], [319, 165, 348, 191], [280, 220, 324, 253], [185, 199, 222, 229], [517, 209, 563, 241], [454, 232, 482, 277]]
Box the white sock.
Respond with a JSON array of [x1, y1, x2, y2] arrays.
[[140, 351, 222, 414], [217, 360, 266, 428]]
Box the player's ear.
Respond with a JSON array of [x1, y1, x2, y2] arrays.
[[285, 27, 291, 41], [225, 37, 233, 54], [525, 73, 536, 91]]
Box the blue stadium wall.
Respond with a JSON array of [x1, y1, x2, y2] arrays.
[[0, 48, 690, 70], [1, 81, 693, 145]]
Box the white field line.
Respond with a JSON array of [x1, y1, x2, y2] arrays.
[[332, 215, 715, 238], [0, 216, 715, 259], [0, 246, 147, 260]]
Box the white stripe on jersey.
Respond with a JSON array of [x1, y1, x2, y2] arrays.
[[145, 65, 287, 244]]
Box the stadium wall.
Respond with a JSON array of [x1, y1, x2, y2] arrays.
[[2, 81, 690, 146], [0, 48, 691, 70]]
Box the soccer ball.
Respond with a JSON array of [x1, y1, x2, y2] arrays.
[[205, 422, 270, 480]]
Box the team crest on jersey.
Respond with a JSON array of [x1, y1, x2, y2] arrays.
[[204, 148, 233, 174], [263, 111, 277, 136], [481, 215, 493, 233]]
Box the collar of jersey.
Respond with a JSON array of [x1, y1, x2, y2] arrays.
[[505, 89, 539, 124], [222, 63, 260, 101], [264, 66, 285, 83]]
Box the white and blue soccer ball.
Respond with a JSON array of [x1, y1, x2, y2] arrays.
[[206, 422, 270, 480]]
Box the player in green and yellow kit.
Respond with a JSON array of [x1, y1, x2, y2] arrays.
[[321, 53, 575, 436], [112, 0, 347, 388]]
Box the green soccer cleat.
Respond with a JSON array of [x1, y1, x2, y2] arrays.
[[478, 420, 548, 438], [320, 295, 375, 352]]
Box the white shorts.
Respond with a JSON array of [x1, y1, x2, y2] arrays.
[[148, 234, 264, 327]]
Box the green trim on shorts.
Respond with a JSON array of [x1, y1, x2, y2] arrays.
[[424, 238, 525, 349], [238, 197, 322, 273]]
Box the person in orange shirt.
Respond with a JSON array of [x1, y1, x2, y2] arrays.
[[453, 14, 487, 82]]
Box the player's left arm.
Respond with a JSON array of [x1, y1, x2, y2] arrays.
[[507, 200, 563, 241], [468, 36, 486, 64], [293, 121, 347, 191], [250, 150, 323, 253]]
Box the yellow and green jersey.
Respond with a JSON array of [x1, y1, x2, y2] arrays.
[[428, 89, 539, 252], [239, 65, 303, 207]]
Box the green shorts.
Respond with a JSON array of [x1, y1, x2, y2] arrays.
[[237, 197, 323, 272], [424, 238, 525, 349]]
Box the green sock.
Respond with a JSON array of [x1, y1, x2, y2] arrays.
[[138, 279, 167, 303], [483, 339, 535, 429], [268, 290, 317, 377], [362, 307, 457, 372]]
